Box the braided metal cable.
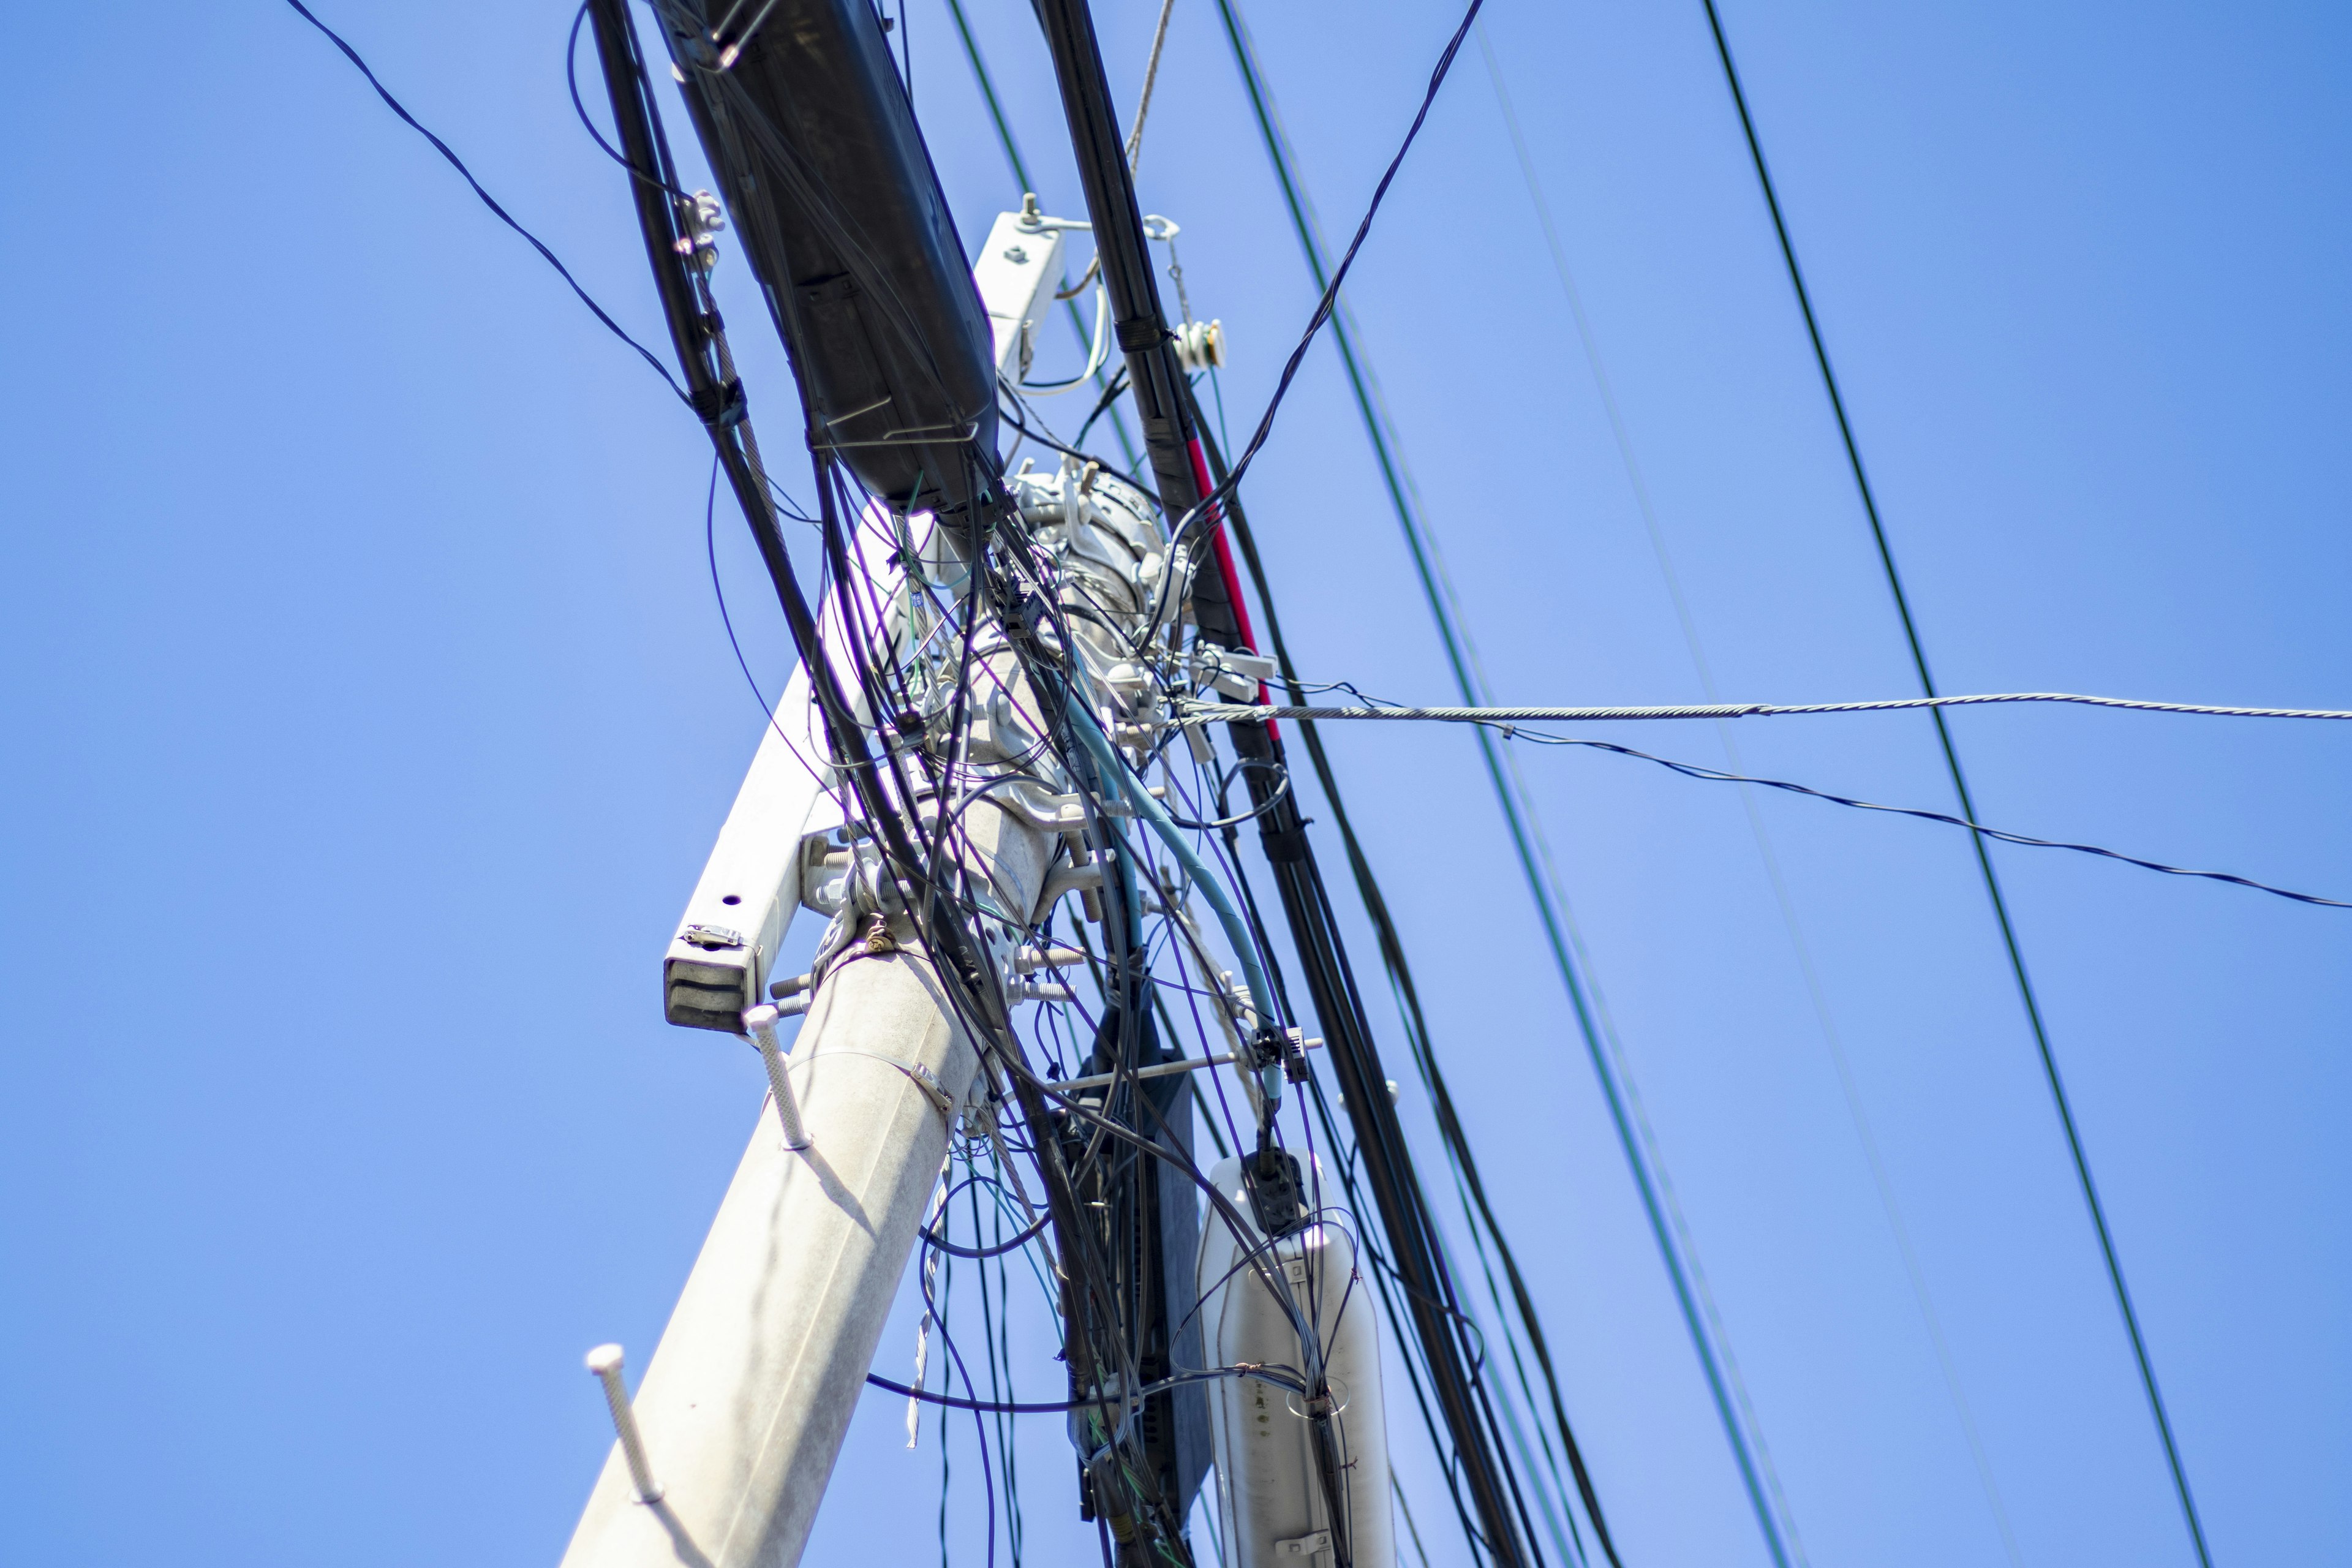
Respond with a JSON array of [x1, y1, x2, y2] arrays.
[[1175, 692, 2352, 726]]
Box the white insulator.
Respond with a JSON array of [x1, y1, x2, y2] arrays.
[[743, 1005, 811, 1152], [1012, 944, 1087, 974], [584, 1345, 663, 1504], [1197, 1156, 1392, 1568], [1174, 318, 1225, 371]]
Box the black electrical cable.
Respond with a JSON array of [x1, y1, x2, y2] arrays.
[[1166, 758, 1292, 831], [1442, 722, 2352, 910], [1696, 10, 2215, 1558], [998, 389, 1158, 502], [281, 0, 688, 402], [914, 1208, 1000, 1568], [567, 2, 692, 197], [922, 1178, 1054, 1261], [1189, 380, 1629, 1568], [869, 1363, 1306, 1415], [1071, 367, 1133, 448], [1169, 0, 1487, 537], [1207, 7, 1777, 1558]]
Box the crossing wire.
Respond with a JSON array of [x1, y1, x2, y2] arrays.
[[1471, 26, 2025, 1556], [1696, 6, 2214, 1563], [1211, 4, 1804, 1563]]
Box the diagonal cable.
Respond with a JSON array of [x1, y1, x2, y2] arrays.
[[1696, 4, 2213, 1562], [1212, 2, 1805, 1562], [282, 0, 687, 402]]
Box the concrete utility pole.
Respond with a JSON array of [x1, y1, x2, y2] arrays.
[[573, 2, 1392, 1562], [564, 503, 1084, 1567], [565, 215, 1223, 1566]]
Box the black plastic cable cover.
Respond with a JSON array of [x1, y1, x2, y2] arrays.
[[655, 0, 999, 515]]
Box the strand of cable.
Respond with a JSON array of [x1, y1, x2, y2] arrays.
[[1123, 0, 1180, 172], [1041, 0, 1182, 303], [567, 2, 692, 198], [1494, 725, 2345, 910], [1165, 0, 1487, 546], [911, 1197, 1001, 1568], [1178, 693, 2352, 725], [282, 0, 687, 402], [1190, 390, 1623, 1568], [1700, 9, 2222, 1555], [1212, 6, 1801, 1557], [867, 1360, 1304, 1415], [1477, 30, 2022, 1555], [939, 0, 1142, 469], [1187, 688, 2345, 908]]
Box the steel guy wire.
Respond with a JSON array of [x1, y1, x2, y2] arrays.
[[1177, 693, 2352, 724], [939, 0, 1142, 470]]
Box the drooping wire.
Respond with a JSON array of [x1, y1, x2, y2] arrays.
[[1697, 9, 2215, 1558], [1474, 720, 2350, 910], [1181, 693, 2352, 723], [1209, 4, 1795, 1561], [1170, 707, 2350, 902], [281, 0, 687, 404]]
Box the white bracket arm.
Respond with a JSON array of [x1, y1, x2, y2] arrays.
[[973, 208, 1068, 379], [662, 664, 845, 1030]]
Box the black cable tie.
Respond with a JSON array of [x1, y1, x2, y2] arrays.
[[1259, 820, 1311, 863], [1115, 317, 1171, 353], [688, 377, 747, 428]]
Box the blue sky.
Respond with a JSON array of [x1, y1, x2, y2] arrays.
[[2, 1, 2346, 1564]]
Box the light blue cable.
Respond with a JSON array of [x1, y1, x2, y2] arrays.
[[1066, 708, 1281, 1103]]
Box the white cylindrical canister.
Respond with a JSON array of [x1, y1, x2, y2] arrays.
[[1196, 1156, 1392, 1568]]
